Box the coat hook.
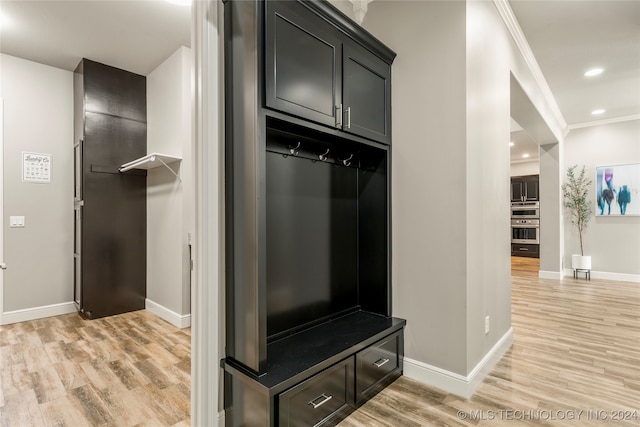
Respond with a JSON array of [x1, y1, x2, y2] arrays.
[[341, 154, 353, 167], [319, 149, 330, 162], [288, 141, 301, 156]]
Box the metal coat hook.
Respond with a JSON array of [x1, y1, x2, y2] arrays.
[[341, 154, 353, 167], [288, 141, 301, 156], [319, 149, 330, 162]]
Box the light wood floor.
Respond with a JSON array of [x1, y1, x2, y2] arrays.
[[2, 263, 639, 427], [0, 310, 190, 426], [340, 266, 640, 426], [510, 256, 540, 278]]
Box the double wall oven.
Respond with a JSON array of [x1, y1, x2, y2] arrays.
[[511, 201, 539, 257]]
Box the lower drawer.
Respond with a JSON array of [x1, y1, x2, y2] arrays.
[[355, 330, 402, 403], [511, 243, 539, 258], [278, 358, 354, 427]]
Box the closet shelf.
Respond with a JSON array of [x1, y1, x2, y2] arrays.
[[120, 153, 182, 179]]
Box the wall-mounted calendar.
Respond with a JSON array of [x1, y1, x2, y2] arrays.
[[22, 152, 51, 183]]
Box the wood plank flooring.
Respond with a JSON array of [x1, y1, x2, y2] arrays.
[[510, 256, 540, 278], [339, 267, 640, 426], [0, 310, 190, 427], [2, 262, 639, 427]]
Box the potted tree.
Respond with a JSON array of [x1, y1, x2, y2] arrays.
[[562, 165, 592, 271]]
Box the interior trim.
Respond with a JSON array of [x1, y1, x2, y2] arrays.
[[538, 270, 563, 280], [1, 301, 76, 325], [403, 328, 513, 399], [568, 114, 640, 131], [492, 0, 568, 137], [145, 298, 191, 329], [563, 269, 640, 283]]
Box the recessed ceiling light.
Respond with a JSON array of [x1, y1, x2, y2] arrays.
[[509, 142, 514, 147], [166, 0, 191, 5], [584, 68, 604, 77], [522, 153, 530, 159], [591, 109, 606, 115]]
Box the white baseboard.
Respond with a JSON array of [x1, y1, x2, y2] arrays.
[[403, 328, 514, 399], [539, 270, 563, 280], [145, 298, 191, 329], [563, 269, 640, 283], [1, 301, 77, 325]]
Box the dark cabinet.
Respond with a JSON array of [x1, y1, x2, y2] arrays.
[[510, 180, 524, 202], [511, 175, 539, 202], [278, 358, 354, 427], [342, 42, 391, 143], [265, 0, 393, 144], [265, 0, 343, 128], [223, 1, 404, 425], [73, 59, 146, 319], [511, 243, 539, 258], [355, 331, 403, 404]]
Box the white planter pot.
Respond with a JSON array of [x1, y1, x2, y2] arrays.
[[571, 254, 592, 270]]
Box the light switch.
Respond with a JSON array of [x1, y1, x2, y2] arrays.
[[10, 216, 25, 228]]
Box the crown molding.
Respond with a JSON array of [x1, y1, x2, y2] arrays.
[[493, 0, 568, 139], [568, 114, 640, 131]]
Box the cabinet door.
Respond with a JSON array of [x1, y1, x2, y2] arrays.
[[343, 41, 391, 144], [265, 1, 343, 128], [510, 179, 524, 202], [524, 178, 539, 201]]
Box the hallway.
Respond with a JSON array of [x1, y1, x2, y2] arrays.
[[339, 268, 640, 426]]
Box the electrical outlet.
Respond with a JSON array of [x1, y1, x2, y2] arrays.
[[485, 316, 490, 335]]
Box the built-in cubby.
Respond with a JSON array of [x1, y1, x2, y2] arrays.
[[222, 1, 405, 425]]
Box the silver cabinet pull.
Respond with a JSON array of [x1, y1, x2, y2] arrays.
[[335, 104, 343, 127], [373, 358, 389, 368], [309, 393, 332, 409], [346, 107, 351, 129]]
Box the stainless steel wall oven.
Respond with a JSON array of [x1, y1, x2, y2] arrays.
[[510, 201, 539, 219], [511, 219, 540, 244]]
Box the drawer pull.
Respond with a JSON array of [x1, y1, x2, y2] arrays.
[[308, 393, 332, 409], [373, 358, 390, 368]]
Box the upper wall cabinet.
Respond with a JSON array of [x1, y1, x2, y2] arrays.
[[342, 41, 391, 143], [265, 0, 393, 145], [511, 175, 539, 202], [265, 0, 343, 128]]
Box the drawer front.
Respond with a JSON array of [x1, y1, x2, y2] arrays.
[[356, 331, 402, 402], [278, 358, 354, 427]]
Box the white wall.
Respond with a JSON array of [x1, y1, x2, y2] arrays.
[[1, 54, 74, 321], [146, 46, 193, 327], [563, 120, 640, 278], [360, 0, 565, 396], [464, 0, 513, 376], [363, 0, 469, 376], [510, 161, 540, 176]]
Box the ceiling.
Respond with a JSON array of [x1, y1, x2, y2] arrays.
[[509, 0, 640, 163], [1, 1, 638, 163], [0, 0, 191, 76]]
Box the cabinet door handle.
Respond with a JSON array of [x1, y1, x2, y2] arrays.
[[519, 248, 529, 251], [308, 393, 332, 409], [373, 357, 390, 368], [335, 104, 342, 127], [345, 107, 351, 129]]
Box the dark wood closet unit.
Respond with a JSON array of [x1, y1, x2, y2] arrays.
[[222, 1, 405, 425], [73, 59, 147, 319]]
